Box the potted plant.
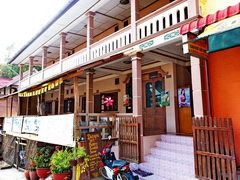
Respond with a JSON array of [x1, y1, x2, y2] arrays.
[[35, 147, 53, 179], [29, 158, 39, 180], [50, 147, 73, 180], [72, 147, 89, 164], [24, 169, 30, 180]]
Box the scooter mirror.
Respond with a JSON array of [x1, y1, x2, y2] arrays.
[[108, 135, 112, 140]]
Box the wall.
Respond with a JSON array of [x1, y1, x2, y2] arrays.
[[200, 0, 239, 17], [162, 63, 177, 133], [208, 46, 240, 165]]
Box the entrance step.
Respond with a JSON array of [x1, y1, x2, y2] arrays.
[[138, 134, 197, 180]]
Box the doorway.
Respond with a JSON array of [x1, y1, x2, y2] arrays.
[[143, 78, 166, 136]]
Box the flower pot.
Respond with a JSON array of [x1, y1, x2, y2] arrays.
[[29, 170, 39, 180], [52, 172, 71, 180], [36, 168, 50, 178], [77, 157, 84, 164], [24, 170, 30, 180], [69, 160, 77, 166]]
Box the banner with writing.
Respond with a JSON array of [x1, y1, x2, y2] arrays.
[[85, 132, 102, 178]]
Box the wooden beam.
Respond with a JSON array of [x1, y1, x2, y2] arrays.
[[58, 83, 64, 114], [67, 31, 86, 37], [73, 77, 80, 139], [95, 11, 123, 22]]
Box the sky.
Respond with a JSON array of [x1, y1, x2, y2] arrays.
[[0, 0, 69, 64]]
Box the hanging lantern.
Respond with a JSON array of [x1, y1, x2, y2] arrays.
[[103, 96, 114, 107]]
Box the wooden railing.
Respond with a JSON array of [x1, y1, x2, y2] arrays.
[[76, 113, 118, 140], [192, 117, 237, 180]]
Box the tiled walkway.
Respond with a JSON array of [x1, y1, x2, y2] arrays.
[[0, 168, 104, 180]]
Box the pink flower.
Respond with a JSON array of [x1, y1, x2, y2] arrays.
[[55, 146, 60, 151]]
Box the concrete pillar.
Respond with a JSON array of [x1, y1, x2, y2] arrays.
[[190, 56, 210, 117], [60, 32, 67, 72], [86, 11, 95, 60], [29, 56, 34, 76], [85, 69, 94, 125], [42, 46, 48, 69], [130, 0, 140, 42], [188, 0, 200, 17], [19, 64, 24, 81], [58, 83, 65, 114], [131, 52, 143, 161]]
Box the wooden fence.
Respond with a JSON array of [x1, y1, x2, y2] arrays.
[[118, 116, 139, 163], [192, 117, 237, 180]]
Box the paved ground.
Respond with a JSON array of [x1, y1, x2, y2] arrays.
[[0, 167, 104, 180], [0, 168, 25, 180]]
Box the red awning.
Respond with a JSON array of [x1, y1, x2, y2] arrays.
[[180, 3, 240, 35]]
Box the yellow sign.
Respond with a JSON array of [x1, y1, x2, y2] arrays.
[[18, 78, 63, 97]]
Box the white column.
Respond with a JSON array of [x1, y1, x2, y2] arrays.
[[190, 56, 204, 117], [130, 0, 140, 42]]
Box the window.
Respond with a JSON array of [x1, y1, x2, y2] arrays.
[[114, 25, 119, 32], [64, 98, 74, 113], [45, 102, 52, 114], [101, 92, 118, 111], [155, 81, 163, 107], [124, 20, 129, 27], [145, 83, 153, 108]]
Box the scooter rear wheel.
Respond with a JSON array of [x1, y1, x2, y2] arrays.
[[119, 174, 128, 180], [99, 167, 111, 180]]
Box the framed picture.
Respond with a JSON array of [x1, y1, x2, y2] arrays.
[[178, 87, 191, 108]]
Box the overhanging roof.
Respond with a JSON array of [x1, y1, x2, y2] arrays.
[[180, 2, 240, 35], [8, 0, 106, 65]]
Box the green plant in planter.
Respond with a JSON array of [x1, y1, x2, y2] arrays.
[[72, 147, 89, 160], [50, 148, 73, 174], [29, 156, 37, 171], [34, 147, 53, 168]]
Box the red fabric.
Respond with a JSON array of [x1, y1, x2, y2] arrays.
[[180, 3, 240, 35]]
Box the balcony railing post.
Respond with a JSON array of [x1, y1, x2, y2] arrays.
[[59, 32, 67, 72], [188, 0, 200, 17], [130, 0, 140, 42], [41, 46, 48, 80], [86, 11, 95, 61]]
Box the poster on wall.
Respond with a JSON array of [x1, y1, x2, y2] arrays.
[[22, 116, 40, 135], [3, 117, 13, 132], [178, 88, 191, 108], [160, 91, 170, 107], [12, 117, 23, 133]]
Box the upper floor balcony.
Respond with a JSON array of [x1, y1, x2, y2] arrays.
[[17, 0, 199, 91]]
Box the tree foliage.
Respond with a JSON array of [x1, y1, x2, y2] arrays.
[[0, 44, 41, 78]]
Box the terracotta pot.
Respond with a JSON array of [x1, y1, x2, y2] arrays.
[[77, 157, 84, 164], [36, 168, 50, 178], [24, 170, 30, 180], [29, 170, 39, 180], [69, 160, 77, 166], [52, 172, 71, 180]]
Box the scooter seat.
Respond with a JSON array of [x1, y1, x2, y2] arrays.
[[112, 160, 128, 168]]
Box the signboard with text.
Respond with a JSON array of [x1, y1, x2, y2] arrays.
[[85, 132, 102, 178]]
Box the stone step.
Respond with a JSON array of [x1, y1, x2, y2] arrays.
[[155, 140, 193, 153], [144, 155, 195, 176], [150, 148, 194, 165], [160, 134, 193, 146], [139, 162, 197, 180]]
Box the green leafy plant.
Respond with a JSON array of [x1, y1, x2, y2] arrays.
[[50, 148, 73, 174], [29, 156, 37, 171], [34, 147, 53, 168], [71, 147, 89, 161]]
